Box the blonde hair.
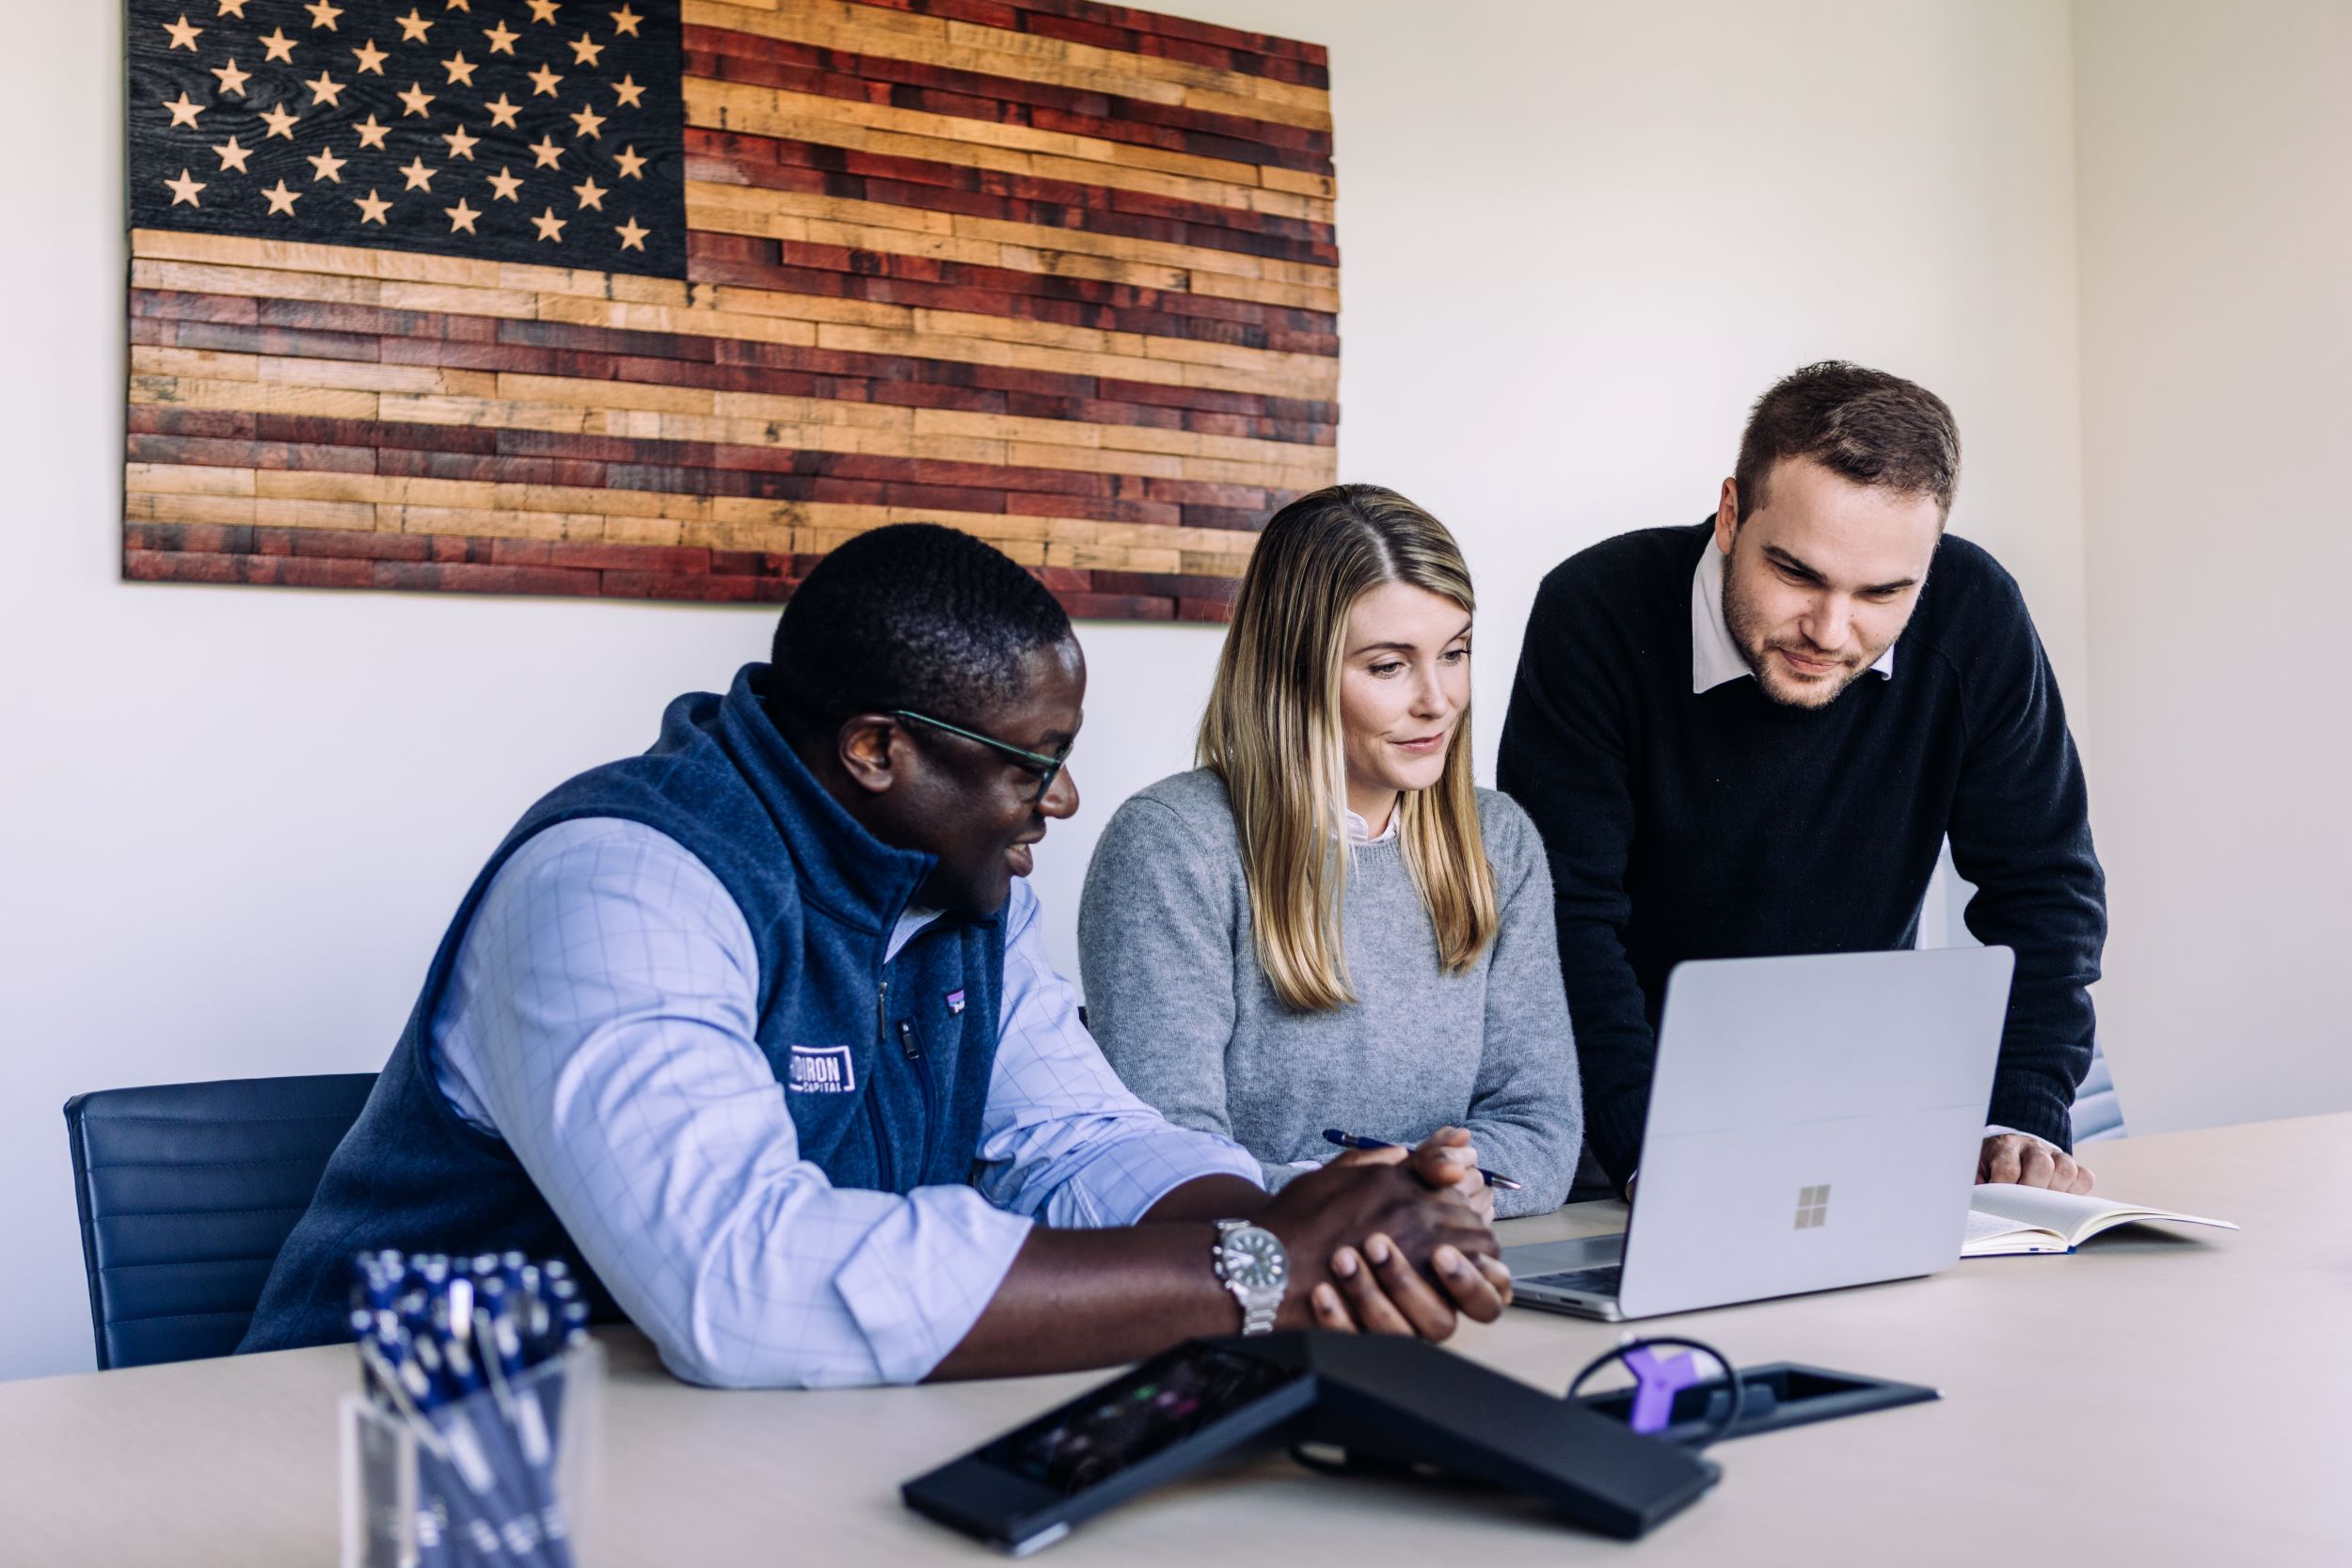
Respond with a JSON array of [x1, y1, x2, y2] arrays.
[[1199, 483, 1499, 1011]]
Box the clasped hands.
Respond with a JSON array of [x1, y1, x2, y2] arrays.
[[1261, 1128, 1512, 1344]]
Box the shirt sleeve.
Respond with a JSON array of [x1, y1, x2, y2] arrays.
[[1943, 565, 2107, 1151], [1496, 565, 1659, 1192], [430, 818, 1034, 1391], [1458, 800, 1587, 1217], [974, 879, 1264, 1226]]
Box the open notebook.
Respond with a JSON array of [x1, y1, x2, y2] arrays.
[[1963, 1183, 2238, 1257]]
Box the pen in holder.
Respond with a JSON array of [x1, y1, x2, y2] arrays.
[[340, 1252, 607, 1568]]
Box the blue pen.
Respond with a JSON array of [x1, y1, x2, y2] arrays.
[[1322, 1129, 1522, 1191]]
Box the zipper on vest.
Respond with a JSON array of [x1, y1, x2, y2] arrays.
[[898, 1019, 935, 1176], [866, 980, 897, 1190]]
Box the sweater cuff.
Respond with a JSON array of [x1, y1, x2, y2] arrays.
[[1986, 1077, 2074, 1154]]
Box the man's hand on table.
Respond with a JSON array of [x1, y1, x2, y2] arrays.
[[1262, 1140, 1512, 1342], [1979, 1132, 2094, 1194]]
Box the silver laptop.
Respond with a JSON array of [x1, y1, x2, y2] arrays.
[[1509, 946, 2013, 1321]]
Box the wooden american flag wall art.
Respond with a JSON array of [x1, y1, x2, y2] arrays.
[[123, 0, 1338, 621]]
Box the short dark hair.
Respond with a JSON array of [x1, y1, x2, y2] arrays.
[[1734, 361, 1961, 523], [769, 524, 1074, 736]]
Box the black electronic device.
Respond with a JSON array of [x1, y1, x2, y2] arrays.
[[901, 1333, 1718, 1553], [1576, 1361, 1938, 1444]]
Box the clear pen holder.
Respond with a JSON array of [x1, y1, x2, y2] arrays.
[[341, 1338, 606, 1568]]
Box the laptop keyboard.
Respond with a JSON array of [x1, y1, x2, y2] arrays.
[[1520, 1263, 1623, 1297]]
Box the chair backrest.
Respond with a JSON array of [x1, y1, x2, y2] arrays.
[[2071, 1039, 2127, 1145], [64, 1072, 376, 1370]]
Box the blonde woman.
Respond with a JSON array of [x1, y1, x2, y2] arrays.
[[1078, 484, 1582, 1219]]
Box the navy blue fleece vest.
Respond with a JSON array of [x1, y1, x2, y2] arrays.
[[239, 664, 1005, 1353]]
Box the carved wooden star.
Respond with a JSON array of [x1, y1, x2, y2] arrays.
[[394, 8, 433, 43], [610, 74, 644, 108], [568, 104, 606, 139], [567, 32, 605, 67], [482, 19, 518, 55], [215, 0, 249, 16], [257, 102, 300, 138], [259, 26, 297, 61], [531, 206, 567, 242], [396, 81, 436, 117], [398, 156, 437, 191], [164, 168, 207, 207], [304, 0, 342, 31], [609, 4, 643, 37], [306, 71, 346, 106], [528, 134, 564, 168], [441, 51, 478, 87], [354, 188, 392, 224], [351, 39, 388, 73], [163, 92, 205, 128], [484, 93, 522, 129], [485, 166, 523, 200], [353, 114, 390, 150], [212, 135, 253, 172], [445, 197, 482, 233], [612, 144, 645, 180], [162, 14, 203, 51], [442, 125, 480, 161], [306, 144, 348, 182], [526, 0, 561, 23], [526, 63, 563, 97], [613, 214, 648, 251], [571, 176, 607, 210], [210, 57, 250, 96], [261, 179, 302, 215]]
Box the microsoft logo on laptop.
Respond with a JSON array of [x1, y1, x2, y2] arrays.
[[1793, 1184, 1833, 1229]]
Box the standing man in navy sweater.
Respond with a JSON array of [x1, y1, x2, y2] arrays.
[[245, 524, 1509, 1386], [1499, 362, 2106, 1198]]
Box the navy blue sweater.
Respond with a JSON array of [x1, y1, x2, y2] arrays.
[[1498, 523, 2106, 1189]]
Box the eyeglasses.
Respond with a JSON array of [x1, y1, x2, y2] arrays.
[[892, 709, 1071, 802]]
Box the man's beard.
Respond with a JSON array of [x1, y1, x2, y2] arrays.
[[1722, 548, 1879, 711]]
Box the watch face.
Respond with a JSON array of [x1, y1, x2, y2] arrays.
[[1224, 1228, 1287, 1291]]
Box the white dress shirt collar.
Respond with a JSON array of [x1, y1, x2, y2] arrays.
[[1343, 805, 1400, 845], [1691, 536, 1898, 695]]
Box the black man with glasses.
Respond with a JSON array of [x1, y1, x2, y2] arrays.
[[245, 525, 1511, 1386]]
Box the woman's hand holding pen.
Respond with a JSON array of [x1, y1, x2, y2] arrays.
[[1409, 1126, 1496, 1225]]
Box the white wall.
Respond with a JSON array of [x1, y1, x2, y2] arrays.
[[2071, 1, 2352, 1133], [0, 1, 2090, 1379]]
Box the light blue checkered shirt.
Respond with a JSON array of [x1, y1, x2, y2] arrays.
[[430, 817, 1261, 1389]]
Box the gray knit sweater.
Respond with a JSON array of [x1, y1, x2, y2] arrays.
[[1077, 768, 1582, 1217]]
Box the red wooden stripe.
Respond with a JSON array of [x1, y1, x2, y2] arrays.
[[686, 129, 1336, 267], [133, 291, 1341, 433], [683, 232, 1338, 356], [681, 31, 1332, 176], [124, 531, 1232, 618], [845, 0, 1327, 81]]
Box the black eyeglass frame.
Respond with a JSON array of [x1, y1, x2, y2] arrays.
[[891, 709, 1071, 802]]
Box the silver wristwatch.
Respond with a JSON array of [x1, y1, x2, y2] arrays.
[[1211, 1219, 1287, 1336]]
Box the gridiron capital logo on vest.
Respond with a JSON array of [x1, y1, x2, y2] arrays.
[[787, 1045, 858, 1094]]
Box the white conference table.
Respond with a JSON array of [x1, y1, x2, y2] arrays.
[[1, 1113, 2344, 1565]]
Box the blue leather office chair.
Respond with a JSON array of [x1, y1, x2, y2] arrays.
[[63, 1072, 375, 1370], [2072, 1040, 2127, 1145]]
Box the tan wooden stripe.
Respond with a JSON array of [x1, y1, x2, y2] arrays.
[[683, 183, 1340, 310], [685, 78, 1331, 222], [684, 0, 1332, 133], [132, 233, 1338, 398], [125, 467, 1262, 573]]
